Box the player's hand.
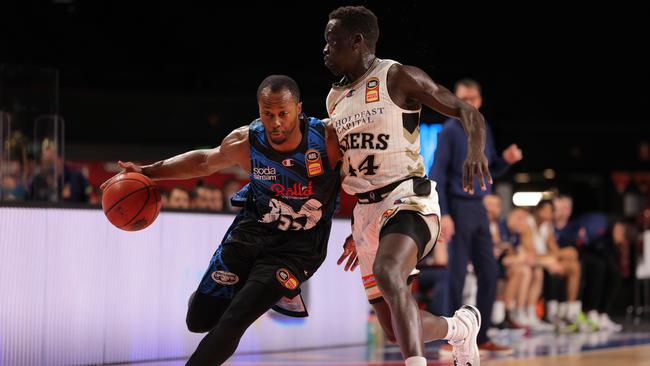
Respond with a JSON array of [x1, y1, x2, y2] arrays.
[[337, 234, 359, 271], [440, 214, 455, 243], [99, 161, 143, 191], [462, 150, 492, 195], [502, 144, 523, 165]]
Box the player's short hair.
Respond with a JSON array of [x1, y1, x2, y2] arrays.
[[256, 75, 301, 102], [454, 78, 482, 95], [329, 6, 379, 51]]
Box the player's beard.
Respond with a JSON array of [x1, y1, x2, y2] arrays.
[[269, 130, 286, 145], [324, 60, 343, 76]]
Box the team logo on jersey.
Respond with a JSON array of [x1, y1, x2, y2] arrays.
[[305, 149, 323, 177], [270, 181, 313, 198], [365, 77, 380, 103], [346, 89, 355, 97], [276, 268, 299, 290], [282, 159, 294, 167], [211, 271, 239, 286]]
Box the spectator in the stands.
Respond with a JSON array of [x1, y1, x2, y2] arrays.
[[191, 184, 212, 210], [29, 140, 90, 202], [167, 186, 191, 209], [206, 185, 224, 212]]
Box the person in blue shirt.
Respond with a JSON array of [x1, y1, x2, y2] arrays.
[[431, 79, 522, 351]]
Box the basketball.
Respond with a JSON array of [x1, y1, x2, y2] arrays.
[[101, 172, 162, 231]]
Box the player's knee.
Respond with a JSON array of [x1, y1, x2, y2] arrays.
[[373, 262, 405, 293], [186, 316, 212, 333]]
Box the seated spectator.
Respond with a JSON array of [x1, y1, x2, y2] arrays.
[[484, 195, 535, 329], [502, 207, 546, 329], [167, 186, 190, 209], [190, 184, 212, 210], [1, 173, 26, 201], [29, 140, 89, 203], [529, 200, 583, 331], [206, 185, 224, 212], [579, 213, 624, 331]]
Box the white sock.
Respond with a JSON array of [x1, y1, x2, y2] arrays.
[[547, 300, 559, 319], [492, 300, 505, 324], [527, 305, 539, 324], [405, 356, 427, 366], [527, 305, 536, 319], [515, 307, 528, 324], [558, 302, 568, 319], [567, 301, 582, 321], [443, 316, 469, 341]]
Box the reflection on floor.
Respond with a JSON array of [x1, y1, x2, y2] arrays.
[[105, 329, 650, 366]]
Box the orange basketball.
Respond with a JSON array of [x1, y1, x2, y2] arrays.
[[101, 172, 161, 231]]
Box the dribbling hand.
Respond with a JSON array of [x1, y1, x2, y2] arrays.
[[99, 161, 143, 191]]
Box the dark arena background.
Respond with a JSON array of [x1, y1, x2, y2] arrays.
[[1, 1, 649, 365]]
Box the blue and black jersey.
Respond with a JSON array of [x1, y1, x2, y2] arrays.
[[236, 115, 340, 231]]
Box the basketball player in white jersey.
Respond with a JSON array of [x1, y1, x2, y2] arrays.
[[323, 6, 491, 366]]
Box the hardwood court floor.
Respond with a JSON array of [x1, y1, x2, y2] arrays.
[[105, 329, 650, 366]]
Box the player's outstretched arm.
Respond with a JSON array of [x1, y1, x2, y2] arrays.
[[100, 126, 249, 190], [390, 64, 492, 194]]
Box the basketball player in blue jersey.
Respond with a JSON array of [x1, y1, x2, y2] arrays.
[[101, 75, 341, 366], [323, 6, 492, 366]]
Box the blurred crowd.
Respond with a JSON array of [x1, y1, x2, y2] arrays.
[[417, 193, 643, 335], [0, 137, 244, 213], [0, 138, 91, 203], [159, 179, 244, 213]]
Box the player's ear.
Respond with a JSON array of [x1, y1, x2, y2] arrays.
[[297, 101, 303, 114], [352, 33, 364, 49]]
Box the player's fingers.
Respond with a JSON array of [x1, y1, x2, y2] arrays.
[[467, 163, 476, 195], [351, 257, 360, 271], [484, 162, 493, 185], [476, 164, 487, 192], [337, 250, 349, 265], [119, 161, 139, 173], [345, 252, 356, 271]]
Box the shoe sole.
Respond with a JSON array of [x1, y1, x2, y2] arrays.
[[461, 305, 481, 365]]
